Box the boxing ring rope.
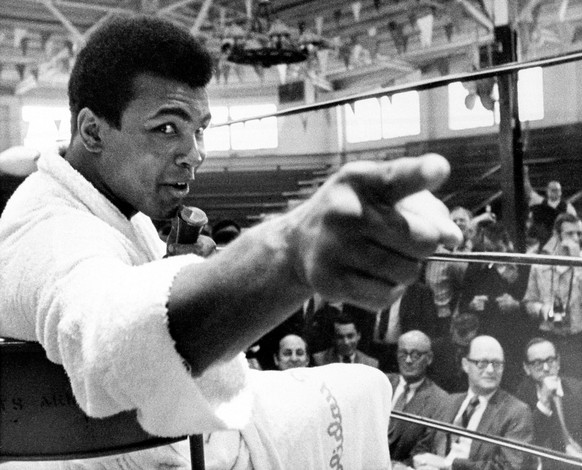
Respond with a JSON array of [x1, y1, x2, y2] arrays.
[[391, 411, 582, 468], [427, 251, 582, 268], [212, 49, 582, 127]]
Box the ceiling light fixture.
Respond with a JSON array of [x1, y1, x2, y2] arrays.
[[222, 0, 330, 68]]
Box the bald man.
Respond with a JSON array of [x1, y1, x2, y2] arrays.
[[273, 333, 310, 371], [412, 335, 534, 470], [388, 330, 450, 466]]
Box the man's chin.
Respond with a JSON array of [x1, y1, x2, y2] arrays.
[[150, 205, 180, 221]]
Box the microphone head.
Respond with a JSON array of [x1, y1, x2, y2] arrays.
[[180, 206, 208, 227], [174, 206, 208, 245]]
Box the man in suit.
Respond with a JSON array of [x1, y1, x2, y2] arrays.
[[412, 335, 534, 470], [371, 279, 439, 372], [431, 313, 480, 394], [312, 312, 378, 367], [388, 330, 450, 466], [515, 337, 582, 470]]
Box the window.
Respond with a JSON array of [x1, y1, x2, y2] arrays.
[[345, 98, 382, 143], [204, 106, 230, 151], [448, 67, 544, 130], [22, 105, 71, 152], [345, 91, 420, 143], [205, 103, 278, 152], [381, 91, 421, 139]]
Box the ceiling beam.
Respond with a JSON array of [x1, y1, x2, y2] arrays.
[[190, 0, 213, 35], [37, 0, 85, 44], [455, 0, 494, 31], [52, 0, 134, 15], [158, 0, 197, 15]]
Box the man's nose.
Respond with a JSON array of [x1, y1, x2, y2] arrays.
[[484, 362, 495, 373], [175, 136, 204, 175]]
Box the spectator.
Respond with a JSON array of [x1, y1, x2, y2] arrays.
[[211, 219, 241, 246], [525, 204, 556, 253], [529, 180, 577, 227], [457, 220, 534, 392], [425, 206, 479, 336], [273, 333, 310, 370], [431, 313, 480, 394], [312, 312, 379, 367], [252, 296, 337, 370], [388, 330, 450, 467], [371, 279, 439, 373], [523, 213, 582, 378], [515, 338, 582, 470], [412, 336, 534, 470]]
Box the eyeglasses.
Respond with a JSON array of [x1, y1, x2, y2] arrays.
[[465, 358, 505, 371], [397, 350, 429, 361], [526, 356, 559, 369]]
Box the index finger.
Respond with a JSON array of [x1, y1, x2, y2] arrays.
[[347, 153, 451, 205]]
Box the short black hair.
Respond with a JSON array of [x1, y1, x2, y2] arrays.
[[472, 220, 513, 252], [332, 310, 358, 331], [68, 15, 214, 133], [554, 212, 581, 234]]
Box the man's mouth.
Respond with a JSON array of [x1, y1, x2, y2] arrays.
[[164, 182, 190, 197]]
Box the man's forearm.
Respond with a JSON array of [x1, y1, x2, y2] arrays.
[[167, 215, 311, 375]]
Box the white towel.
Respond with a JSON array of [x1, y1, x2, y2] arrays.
[[205, 364, 393, 470]]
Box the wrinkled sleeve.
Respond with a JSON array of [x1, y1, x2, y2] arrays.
[[3, 215, 252, 437]]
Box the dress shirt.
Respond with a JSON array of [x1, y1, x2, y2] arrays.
[[339, 353, 355, 363], [391, 376, 425, 407], [446, 391, 494, 463]]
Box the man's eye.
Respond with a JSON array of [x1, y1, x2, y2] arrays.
[[157, 123, 177, 134]]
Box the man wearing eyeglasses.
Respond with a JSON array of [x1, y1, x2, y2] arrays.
[[412, 335, 534, 470], [515, 338, 582, 470], [523, 213, 582, 379], [387, 330, 450, 467]]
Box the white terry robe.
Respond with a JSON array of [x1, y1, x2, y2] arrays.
[[0, 152, 393, 469], [0, 152, 252, 466]]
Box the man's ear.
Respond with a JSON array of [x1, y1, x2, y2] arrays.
[[461, 357, 469, 374], [523, 362, 531, 377], [77, 108, 103, 153]]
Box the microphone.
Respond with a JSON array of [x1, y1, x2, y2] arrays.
[[166, 206, 209, 256], [175, 206, 208, 244]]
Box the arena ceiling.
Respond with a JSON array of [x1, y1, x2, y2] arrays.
[[0, 0, 581, 95]]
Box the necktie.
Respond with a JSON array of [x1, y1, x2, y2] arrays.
[[389, 383, 410, 444], [445, 395, 480, 455], [393, 383, 410, 412], [461, 396, 480, 428]]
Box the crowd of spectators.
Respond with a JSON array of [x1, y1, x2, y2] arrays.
[[216, 177, 581, 469]]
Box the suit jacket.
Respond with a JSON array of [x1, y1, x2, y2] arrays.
[[397, 281, 440, 338], [415, 389, 535, 470], [312, 347, 379, 368], [371, 281, 439, 372], [515, 376, 582, 470], [387, 374, 451, 464]]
